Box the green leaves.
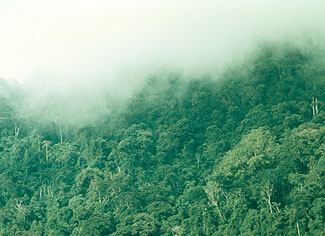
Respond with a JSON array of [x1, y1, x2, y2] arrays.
[[0, 40, 324, 235]]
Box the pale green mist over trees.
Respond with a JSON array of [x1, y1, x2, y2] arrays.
[[0, 40, 324, 235]]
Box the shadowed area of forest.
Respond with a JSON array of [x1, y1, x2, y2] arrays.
[[0, 41, 324, 235]]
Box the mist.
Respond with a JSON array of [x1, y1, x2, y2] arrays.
[[0, 0, 325, 125]]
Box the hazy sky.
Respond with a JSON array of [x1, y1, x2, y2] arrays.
[[0, 0, 324, 82], [0, 0, 324, 124]]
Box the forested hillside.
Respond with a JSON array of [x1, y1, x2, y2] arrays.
[[0, 42, 324, 235]]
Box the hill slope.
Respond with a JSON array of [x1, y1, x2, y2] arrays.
[[0, 41, 324, 235]]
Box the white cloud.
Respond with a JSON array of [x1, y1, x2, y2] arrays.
[[0, 0, 324, 80], [0, 0, 324, 124]]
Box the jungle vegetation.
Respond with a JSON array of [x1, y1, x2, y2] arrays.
[[0, 41, 324, 235]]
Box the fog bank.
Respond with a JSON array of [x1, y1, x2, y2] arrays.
[[0, 0, 324, 124]]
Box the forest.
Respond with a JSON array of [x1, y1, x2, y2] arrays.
[[0, 41, 324, 235]]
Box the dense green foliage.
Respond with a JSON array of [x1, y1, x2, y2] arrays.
[[0, 42, 324, 235]]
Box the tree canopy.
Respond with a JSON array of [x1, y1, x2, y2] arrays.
[[0, 41, 324, 235]]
